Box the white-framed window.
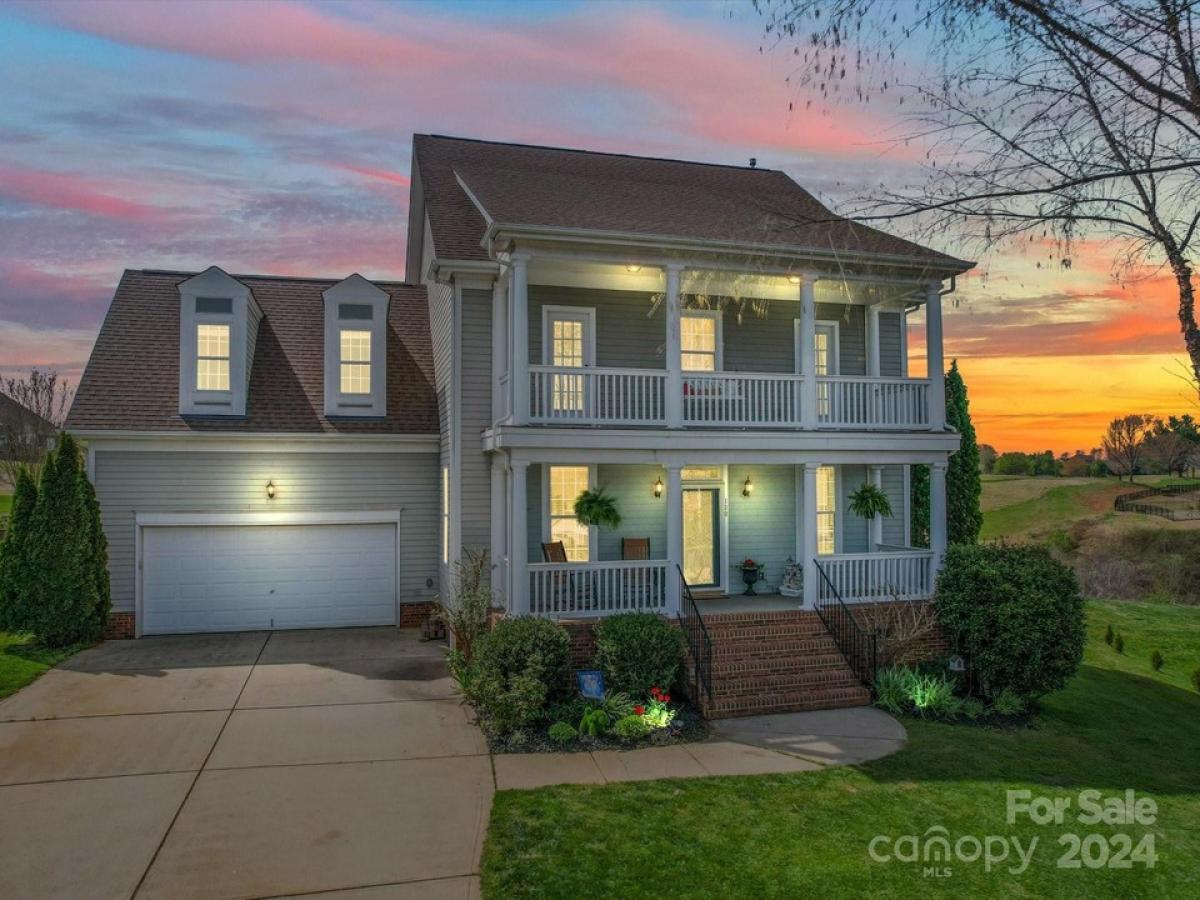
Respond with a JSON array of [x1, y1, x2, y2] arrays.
[[816, 465, 837, 555], [441, 467, 450, 564], [681, 311, 721, 371], [339, 329, 372, 395], [542, 306, 594, 413], [195, 322, 231, 391], [546, 465, 591, 562]]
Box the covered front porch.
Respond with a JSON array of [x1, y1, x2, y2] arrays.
[[492, 455, 948, 619]]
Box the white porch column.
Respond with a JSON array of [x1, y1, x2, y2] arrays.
[[665, 464, 683, 612], [802, 462, 819, 606], [664, 265, 683, 429], [799, 275, 818, 429], [509, 460, 530, 613], [930, 460, 948, 569], [866, 305, 881, 378], [925, 280, 946, 431], [510, 254, 530, 425], [491, 268, 510, 423], [490, 455, 507, 604], [869, 464, 884, 550]]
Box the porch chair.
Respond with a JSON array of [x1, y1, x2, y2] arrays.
[[540, 541, 590, 611], [620, 538, 656, 609], [621, 537, 650, 560]]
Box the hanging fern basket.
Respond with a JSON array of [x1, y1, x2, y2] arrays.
[[574, 488, 623, 531]]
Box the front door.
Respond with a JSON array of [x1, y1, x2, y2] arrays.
[[682, 488, 721, 588]]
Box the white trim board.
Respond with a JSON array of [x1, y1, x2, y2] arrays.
[[78, 433, 439, 454]]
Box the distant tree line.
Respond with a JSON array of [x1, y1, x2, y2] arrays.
[[978, 415, 1200, 481]]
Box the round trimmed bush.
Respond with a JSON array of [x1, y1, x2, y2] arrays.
[[935, 544, 1084, 703], [593, 612, 686, 697], [474, 615, 571, 697]]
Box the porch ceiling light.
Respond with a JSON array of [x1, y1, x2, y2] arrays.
[[742, 476, 754, 497], [653, 476, 664, 498], [266, 480, 276, 500], [787, 275, 801, 284], [626, 264, 642, 273]]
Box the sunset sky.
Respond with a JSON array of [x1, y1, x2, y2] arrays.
[[1, 0, 1194, 453]]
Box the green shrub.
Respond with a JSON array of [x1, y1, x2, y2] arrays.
[[992, 688, 1026, 717], [873, 666, 910, 715], [593, 612, 686, 696], [1114, 633, 1125, 654], [465, 667, 547, 738], [548, 722, 577, 745], [598, 690, 634, 721], [579, 707, 609, 738], [1104, 624, 1114, 646], [438, 549, 492, 662], [959, 697, 986, 720], [1192, 668, 1200, 693], [935, 544, 1085, 703], [613, 714, 650, 742], [1151, 650, 1164, 671], [18, 434, 110, 648], [0, 468, 38, 632], [474, 616, 571, 697], [908, 672, 959, 719]]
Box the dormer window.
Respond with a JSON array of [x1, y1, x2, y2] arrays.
[[323, 275, 389, 417], [178, 267, 259, 417]]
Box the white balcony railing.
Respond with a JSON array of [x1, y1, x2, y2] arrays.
[[817, 376, 930, 429], [816, 550, 935, 603], [525, 369, 931, 430], [529, 559, 669, 617], [682, 372, 805, 427], [529, 366, 666, 425]]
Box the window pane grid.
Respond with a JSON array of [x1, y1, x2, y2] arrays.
[[340, 329, 372, 395], [816, 466, 836, 555], [681, 315, 717, 371], [196, 324, 230, 391], [549, 466, 590, 562]]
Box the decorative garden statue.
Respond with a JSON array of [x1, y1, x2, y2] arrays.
[[779, 556, 803, 598]]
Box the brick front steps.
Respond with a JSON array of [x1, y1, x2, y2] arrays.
[[692, 609, 871, 719]]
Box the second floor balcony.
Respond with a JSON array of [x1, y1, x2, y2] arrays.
[[492, 256, 949, 434]]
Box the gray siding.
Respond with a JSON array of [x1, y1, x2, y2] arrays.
[[525, 286, 880, 376], [95, 450, 440, 614], [881, 464, 907, 545], [423, 215, 454, 595], [728, 465, 796, 593], [838, 464, 870, 553], [526, 464, 543, 564], [596, 464, 667, 561], [878, 312, 903, 377], [459, 288, 492, 553]]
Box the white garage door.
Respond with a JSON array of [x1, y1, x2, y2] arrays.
[[142, 522, 397, 634]]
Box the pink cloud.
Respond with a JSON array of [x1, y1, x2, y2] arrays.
[[331, 164, 410, 188], [0, 163, 165, 222]]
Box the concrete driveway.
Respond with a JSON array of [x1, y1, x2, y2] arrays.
[[0, 628, 489, 900]]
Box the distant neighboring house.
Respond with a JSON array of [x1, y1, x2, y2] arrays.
[[69, 135, 969, 713], [0, 391, 58, 462]]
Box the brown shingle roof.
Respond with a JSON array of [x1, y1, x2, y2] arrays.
[[414, 134, 971, 270], [66, 270, 437, 434]]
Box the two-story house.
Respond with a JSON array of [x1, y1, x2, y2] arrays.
[[68, 134, 969, 714]]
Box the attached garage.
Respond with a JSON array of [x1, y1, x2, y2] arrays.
[[138, 513, 400, 635]]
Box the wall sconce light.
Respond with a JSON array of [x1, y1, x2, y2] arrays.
[[742, 476, 754, 497], [787, 275, 801, 285], [653, 476, 664, 498], [266, 480, 276, 500], [626, 264, 642, 273]]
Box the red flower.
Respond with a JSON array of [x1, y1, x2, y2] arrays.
[[662, 695, 671, 704], [651, 686, 661, 697], [634, 705, 645, 716]]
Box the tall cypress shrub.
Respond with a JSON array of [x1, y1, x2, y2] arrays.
[[910, 464, 930, 548], [0, 468, 38, 632], [945, 360, 983, 544], [79, 463, 111, 636], [24, 433, 102, 647]]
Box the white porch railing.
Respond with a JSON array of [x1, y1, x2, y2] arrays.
[[529, 366, 666, 425], [528, 559, 669, 617], [682, 372, 804, 427], [817, 376, 931, 429], [816, 550, 935, 602]]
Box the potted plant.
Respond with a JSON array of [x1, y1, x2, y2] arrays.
[[848, 482, 893, 521], [737, 557, 764, 596], [573, 487, 622, 530]]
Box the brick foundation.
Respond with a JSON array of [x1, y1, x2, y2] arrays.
[[399, 601, 438, 629], [848, 599, 951, 666], [104, 611, 136, 640]]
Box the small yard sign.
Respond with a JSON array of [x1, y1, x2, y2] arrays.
[[576, 670, 605, 700]]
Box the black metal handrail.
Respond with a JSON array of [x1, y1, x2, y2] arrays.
[[676, 565, 713, 702], [813, 559, 878, 688]]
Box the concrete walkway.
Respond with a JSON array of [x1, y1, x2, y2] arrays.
[[0, 628, 905, 899], [495, 707, 904, 790]]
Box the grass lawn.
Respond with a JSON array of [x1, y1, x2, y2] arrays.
[[482, 600, 1200, 898], [980, 478, 1167, 542], [0, 632, 84, 700]]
